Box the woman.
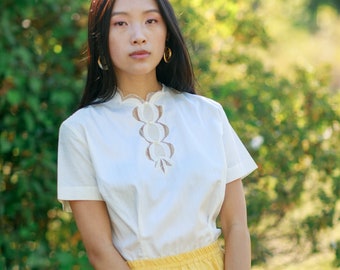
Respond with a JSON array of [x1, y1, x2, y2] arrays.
[[57, 0, 257, 269]]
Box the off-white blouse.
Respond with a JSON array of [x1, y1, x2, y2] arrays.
[[57, 85, 257, 261]]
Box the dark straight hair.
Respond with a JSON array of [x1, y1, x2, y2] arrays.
[[79, 0, 196, 109]]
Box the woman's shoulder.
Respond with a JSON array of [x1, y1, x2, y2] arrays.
[[167, 86, 224, 113], [59, 104, 99, 135], [61, 106, 87, 124]]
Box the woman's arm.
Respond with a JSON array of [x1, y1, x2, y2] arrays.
[[70, 200, 130, 270], [219, 179, 251, 270]]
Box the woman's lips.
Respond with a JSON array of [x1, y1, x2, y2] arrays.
[[130, 50, 150, 59]]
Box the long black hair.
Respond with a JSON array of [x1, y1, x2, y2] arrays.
[[79, 0, 196, 109]]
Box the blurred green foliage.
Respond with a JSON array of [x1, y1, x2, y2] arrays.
[[306, 0, 340, 30], [1, 0, 89, 268], [1, 0, 339, 269]]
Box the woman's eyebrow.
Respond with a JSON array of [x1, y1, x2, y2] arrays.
[[143, 9, 161, 15], [111, 9, 160, 17]]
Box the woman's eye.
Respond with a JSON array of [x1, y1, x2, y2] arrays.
[[114, 21, 127, 26], [146, 19, 157, 24]]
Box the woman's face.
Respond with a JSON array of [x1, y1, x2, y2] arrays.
[[108, 0, 167, 79]]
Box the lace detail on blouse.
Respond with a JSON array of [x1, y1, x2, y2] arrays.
[[133, 102, 174, 173]]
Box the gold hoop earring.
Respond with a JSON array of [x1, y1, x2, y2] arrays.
[[97, 56, 109, 70], [163, 47, 172, 63]]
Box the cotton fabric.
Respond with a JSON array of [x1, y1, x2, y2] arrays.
[[57, 85, 257, 261]]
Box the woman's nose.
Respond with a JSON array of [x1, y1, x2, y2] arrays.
[[130, 24, 146, 45]]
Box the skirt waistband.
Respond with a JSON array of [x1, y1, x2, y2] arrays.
[[127, 241, 224, 269]]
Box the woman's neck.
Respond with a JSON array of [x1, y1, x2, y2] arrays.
[[116, 73, 162, 100]]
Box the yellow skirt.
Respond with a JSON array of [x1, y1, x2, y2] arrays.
[[127, 241, 224, 270]]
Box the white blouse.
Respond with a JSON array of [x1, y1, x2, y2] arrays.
[[57, 85, 257, 261]]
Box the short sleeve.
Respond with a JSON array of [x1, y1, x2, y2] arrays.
[[57, 122, 103, 212], [219, 106, 257, 183]]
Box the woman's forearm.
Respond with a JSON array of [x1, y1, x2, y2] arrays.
[[69, 201, 131, 270], [88, 244, 130, 270], [219, 180, 251, 270], [224, 224, 251, 270]]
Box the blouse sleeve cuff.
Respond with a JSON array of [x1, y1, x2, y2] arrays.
[[226, 161, 258, 184], [58, 186, 103, 212]]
